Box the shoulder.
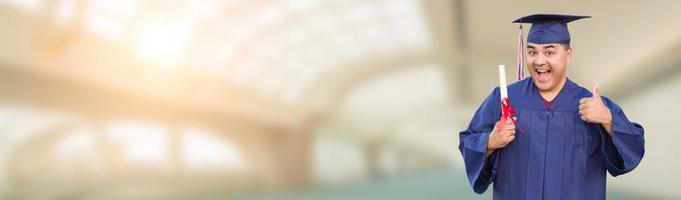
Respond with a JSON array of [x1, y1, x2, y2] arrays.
[[569, 80, 592, 99], [483, 86, 501, 105], [570, 80, 623, 110], [506, 77, 534, 97], [508, 77, 532, 91], [600, 96, 623, 112]]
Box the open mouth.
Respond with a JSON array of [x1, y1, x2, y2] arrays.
[[535, 68, 552, 82]]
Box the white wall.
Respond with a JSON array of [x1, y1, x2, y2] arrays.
[[608, 73, 681, 199]]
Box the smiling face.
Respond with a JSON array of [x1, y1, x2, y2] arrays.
[[526, 43, 572, 93]]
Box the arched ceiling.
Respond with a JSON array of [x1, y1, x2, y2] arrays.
[[1, 0, 681, 125]]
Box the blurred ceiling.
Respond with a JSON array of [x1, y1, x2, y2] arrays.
[[1, 0, 681, 153]]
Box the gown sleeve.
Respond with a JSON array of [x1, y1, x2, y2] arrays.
[[458, 88, 502, 194], [599, 97, 645, 176]]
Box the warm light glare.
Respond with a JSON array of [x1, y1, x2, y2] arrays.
[[54, 0, 76, 25], [182, 128, 245, 170], [107, 122, 169, 164], [54, 128, 96, 158], [133, 20, 194, 67], [0, 0, 43, 13], [84, 0, 141, 39]]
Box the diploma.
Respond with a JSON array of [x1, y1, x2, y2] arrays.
[[498, 65, 508, 103], [497, 64, 524, 133]]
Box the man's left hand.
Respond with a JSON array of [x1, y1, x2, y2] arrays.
[[579, 83, 613, 135]]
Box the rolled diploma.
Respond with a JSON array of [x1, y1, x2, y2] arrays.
[[498, 65, 508, 103]]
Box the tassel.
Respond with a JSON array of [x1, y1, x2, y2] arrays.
[[516, 24, 525, 81]]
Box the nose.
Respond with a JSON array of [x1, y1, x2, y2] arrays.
[[532, 55, 547, 67]]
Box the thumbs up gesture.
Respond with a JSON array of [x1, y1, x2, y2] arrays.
[[579, 84, 613, 134]]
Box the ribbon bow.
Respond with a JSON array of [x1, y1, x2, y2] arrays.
[[498, 97, 524, 133]]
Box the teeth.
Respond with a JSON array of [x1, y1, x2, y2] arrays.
[[537, 69, 548, 73]]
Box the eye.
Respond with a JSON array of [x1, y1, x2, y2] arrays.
[[528, 51, 537, 56], [544, 51, 555, 56]]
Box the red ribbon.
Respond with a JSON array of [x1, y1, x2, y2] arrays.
[[498, 97, 524, 133]]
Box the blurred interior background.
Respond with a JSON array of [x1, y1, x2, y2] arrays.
[[0, 0, 680, 199]]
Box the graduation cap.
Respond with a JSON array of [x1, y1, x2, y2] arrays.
[[513, 14, 590, 45]]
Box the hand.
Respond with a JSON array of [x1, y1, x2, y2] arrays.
[[579, 84, 613, 135], [487, 116, 516, 157]]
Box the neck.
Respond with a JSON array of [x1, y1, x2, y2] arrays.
[[539, 77, 567, 102]]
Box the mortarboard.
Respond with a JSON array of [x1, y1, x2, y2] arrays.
[[513, 14, 590, 45]]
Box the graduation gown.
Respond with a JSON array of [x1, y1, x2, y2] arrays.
[[458, 78, 645, 200]]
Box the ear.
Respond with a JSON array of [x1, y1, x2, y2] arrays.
[[566, 47, 573, 64]]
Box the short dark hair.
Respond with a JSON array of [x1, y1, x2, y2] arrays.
[[559, 43, 570, 50]]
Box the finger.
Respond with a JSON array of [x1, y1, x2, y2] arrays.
[[592, 83, 600, 98], [506, 124, 516, 131], [499, 115, 506, 121], [497, 116, 509, 127], [500, 129, 514, 137], [579, 98, 587, 104], [588, 100, 598, 106], [580, 115, 587, 121], [505, 116, 514, 124], [504, 130, 515, 136], [507, 128, 515, 135], [506, 135, 516, 143], [579, 103, 586, 111]]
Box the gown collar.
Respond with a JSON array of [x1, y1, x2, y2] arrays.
[[529, 77, 577, 111]]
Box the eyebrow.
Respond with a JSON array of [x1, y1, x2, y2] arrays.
[[526, 45, 556, 50]]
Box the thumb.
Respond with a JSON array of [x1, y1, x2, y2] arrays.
[[592, 83, 600, 98]]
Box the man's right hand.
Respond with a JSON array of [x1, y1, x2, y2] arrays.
[[486, 116, 516, 157]]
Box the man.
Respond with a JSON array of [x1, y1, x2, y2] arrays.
[[458, 14, 645, 200]]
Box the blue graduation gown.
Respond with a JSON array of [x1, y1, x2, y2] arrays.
[[458, 78, 644, 200]]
